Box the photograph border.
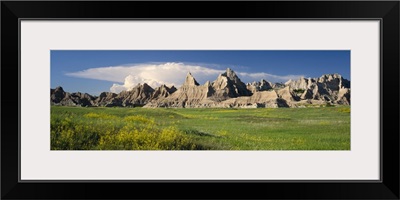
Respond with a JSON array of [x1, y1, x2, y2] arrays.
[[2, 1, 399, 199], [23, 18, 376, 183]]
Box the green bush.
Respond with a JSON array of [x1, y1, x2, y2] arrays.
[[293, 89, 305, 94]]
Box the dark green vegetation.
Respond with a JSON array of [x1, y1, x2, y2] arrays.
[[293, 89, 306, 94], [51, 106, 350, 150]]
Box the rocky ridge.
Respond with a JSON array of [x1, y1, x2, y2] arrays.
[[51, 68, 350, 108]]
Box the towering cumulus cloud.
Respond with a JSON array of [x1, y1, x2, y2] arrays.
[[66, 62, 304, 93]]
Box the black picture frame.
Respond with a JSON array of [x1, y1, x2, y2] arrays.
[[1, 1, 399, 199]]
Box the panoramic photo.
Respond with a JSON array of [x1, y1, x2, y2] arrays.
[[50, 50, 350, 150]]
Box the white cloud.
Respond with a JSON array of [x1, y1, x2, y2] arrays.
[[238, 72, 304, 84], [66, 62, 304, 93]]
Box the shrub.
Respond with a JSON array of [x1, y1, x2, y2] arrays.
[[338, 107, 350, 113], [293, 89, 305, 94], [84, 112, 117, 120], [97, 126, 196, 150]]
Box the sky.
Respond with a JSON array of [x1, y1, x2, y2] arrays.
[[51, 50, 350, 95]]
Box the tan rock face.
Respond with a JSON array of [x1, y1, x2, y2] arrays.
[[146, 73, 212, 108], [145, 68, 255, 108], [95, 92, 119, 107], [116, 83, 155, 106], [247, 79, 273, 93], [151, 84, 177, 100], [337, 88, 351, 104], [211, 68, 252, 99], [285, 73, 351, 104], [277, 86, 298, 102], [183, 72, 199, 87], [286, 77, 313, 90], [51, 68, 350, 108]]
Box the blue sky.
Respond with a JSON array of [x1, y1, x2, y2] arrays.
[[51, 50, 350, 95]]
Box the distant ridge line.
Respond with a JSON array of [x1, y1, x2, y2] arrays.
[[51, 68, 350, 108]]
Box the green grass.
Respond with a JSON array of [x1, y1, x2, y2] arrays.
[[51, 106, 350, 150]]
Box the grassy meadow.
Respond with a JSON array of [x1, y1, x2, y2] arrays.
[[51, 106, 350, 150]]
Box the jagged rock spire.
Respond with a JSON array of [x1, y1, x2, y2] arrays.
[[215, 68, 252, 97], [183, 72, 200, 86], [222, 68, 240, 82]]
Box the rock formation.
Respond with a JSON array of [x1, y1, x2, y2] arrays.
[[151, 84, 177, 100], [246, 79, 273, 93], [51, 86, 96, 107], [149, 72, 211, 107], [117, 83, 155, 106], [285, 73, 351, 105], [51, 68, 350, 108]]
